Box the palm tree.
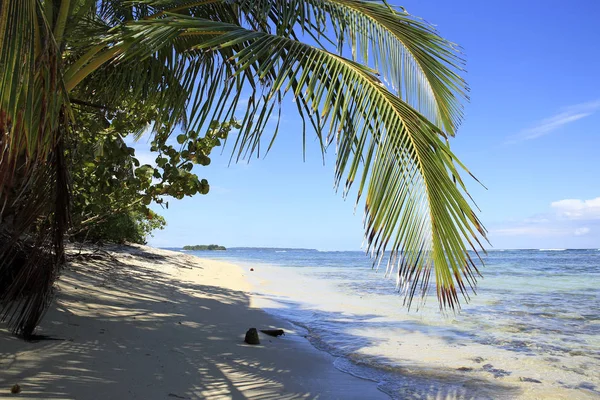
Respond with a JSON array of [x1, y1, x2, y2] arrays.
[[0, 0, 486, 337]]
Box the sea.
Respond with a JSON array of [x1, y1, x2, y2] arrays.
[[175, 248, 600, 399]]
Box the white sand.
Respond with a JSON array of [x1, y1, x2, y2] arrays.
[[0, 245, 387, 399]]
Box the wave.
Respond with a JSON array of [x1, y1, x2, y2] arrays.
[[539, 249, 566, 251], [275, 250, 287, 253]]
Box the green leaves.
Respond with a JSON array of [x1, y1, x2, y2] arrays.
[[135, 164, 154, 180], [68, 99, 229, 242], [2, 0, 486, 324], [199, 179, 210, 195], [76, 0, 485, 309], [136, 120, 234, 202], [0, 0, 70, 194], [112, 9, 485, 308]]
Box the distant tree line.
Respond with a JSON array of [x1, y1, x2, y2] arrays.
[[183, 245, 227, 251]]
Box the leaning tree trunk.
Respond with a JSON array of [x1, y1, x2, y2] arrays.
[[0, 1, 72, 338], [0, 129, 70, 339]]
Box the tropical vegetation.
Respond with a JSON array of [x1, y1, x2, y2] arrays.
[[0, 0, 486, 338], [183, 245, 227, 251]]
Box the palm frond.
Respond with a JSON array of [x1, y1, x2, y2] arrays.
[[0, 0, 72, 337], [1, 0, 486, 338], [155, 0, 467, 134], [112, 14, 486, 309]]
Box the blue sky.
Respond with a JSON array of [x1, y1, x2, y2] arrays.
[[142, 0, 600, 250]]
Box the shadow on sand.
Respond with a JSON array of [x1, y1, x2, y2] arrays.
[[0, 247, 521, 399]]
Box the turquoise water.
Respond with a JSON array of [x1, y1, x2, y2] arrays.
[[177, 248, 600, 399]]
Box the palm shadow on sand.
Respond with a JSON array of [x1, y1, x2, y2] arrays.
[[0, 247, 522, 400]]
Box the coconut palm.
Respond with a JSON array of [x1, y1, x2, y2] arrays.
[[0, 0, 486, 337]]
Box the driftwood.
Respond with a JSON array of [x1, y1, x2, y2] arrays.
[[260, 329, 285, 337]]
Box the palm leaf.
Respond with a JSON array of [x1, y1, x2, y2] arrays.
[[1, 0, 486, 338], [228, 0, 467, 134], [111, 13, 486, 309]]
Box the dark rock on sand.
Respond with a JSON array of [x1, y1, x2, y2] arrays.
[[245, 328, 260, 345], [260, 329, 285, 337], [457, 367, 473, 372], [520, 377, 542, 383]]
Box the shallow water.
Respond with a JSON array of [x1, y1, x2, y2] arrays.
[[178, 248, 600, 399]]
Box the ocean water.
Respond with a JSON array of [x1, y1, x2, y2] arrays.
[[179, 248, 600, 399]]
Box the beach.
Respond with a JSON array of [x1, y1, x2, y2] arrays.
[[0, 245, 387, 399], [2, 2, 598, 399], [194, 248, 600, 400], [1, 246, 598, 400]]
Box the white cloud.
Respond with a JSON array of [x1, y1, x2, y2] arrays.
[[491, 196, 600, 241], [551, 197, 600, 220], [563, 99, 600, 113], [507, 99, 600, 143], [520, 112, 590, 140], [492, 226, 569, 236], [492, 226, 592, 238]]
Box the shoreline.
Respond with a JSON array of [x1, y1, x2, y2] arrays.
[[0, 244, 388, 399], [192, 249, 600, 400]]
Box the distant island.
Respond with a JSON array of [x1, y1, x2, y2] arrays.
[[183, 244, 226, 251]]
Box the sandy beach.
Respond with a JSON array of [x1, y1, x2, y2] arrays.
[[0, 245, 387, 399]]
